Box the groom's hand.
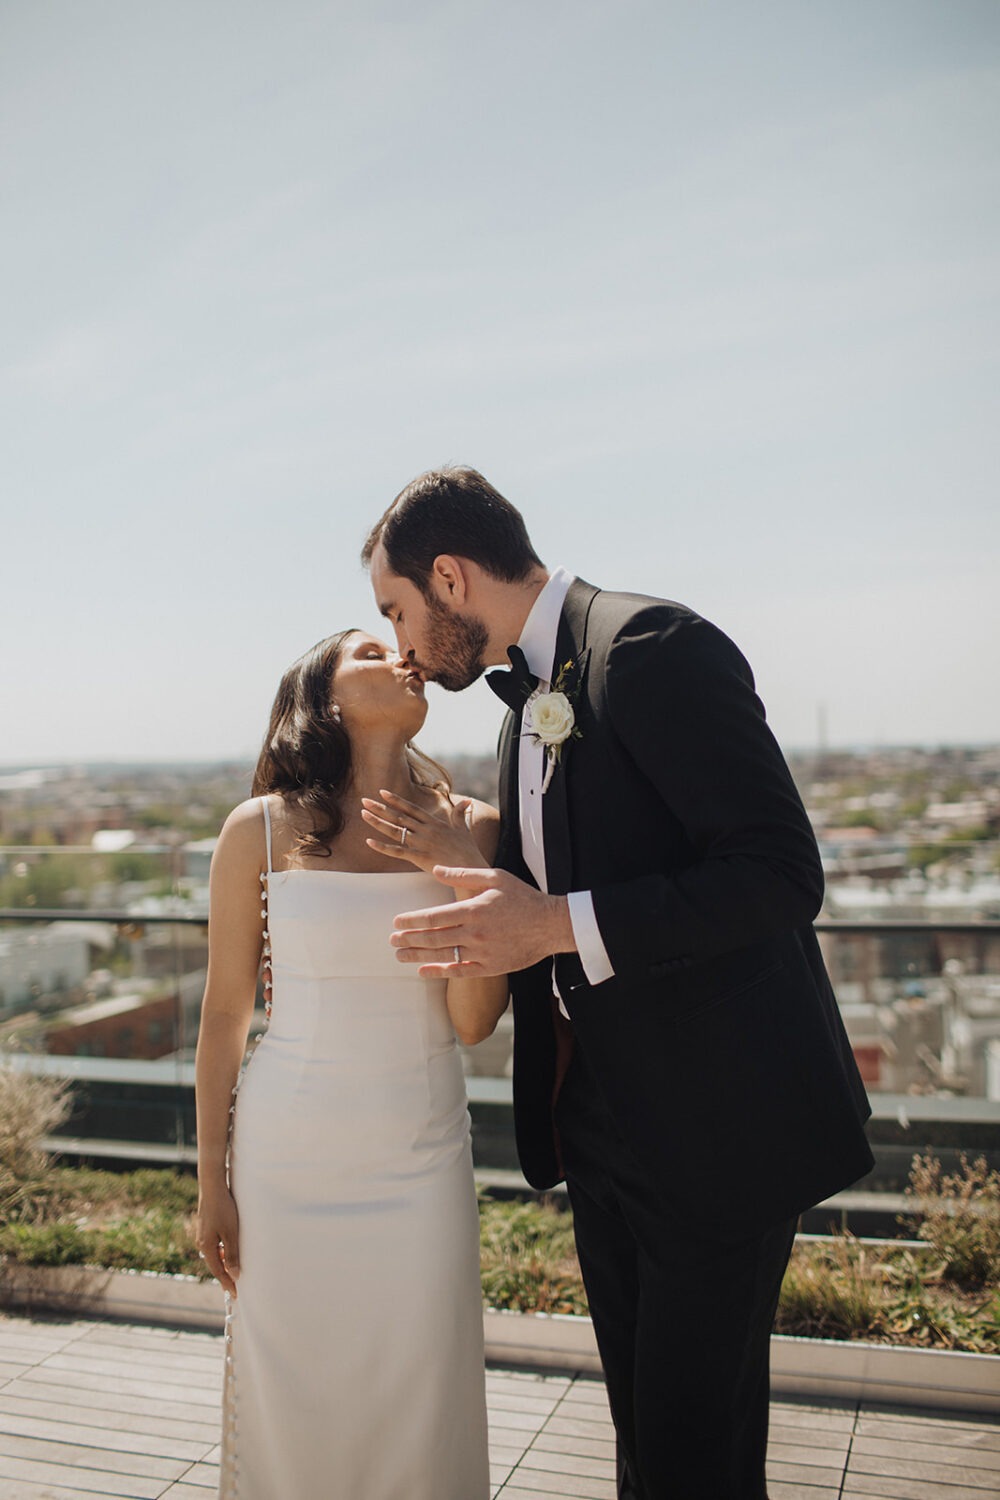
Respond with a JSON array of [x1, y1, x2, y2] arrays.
[[391, 867, 576, 977]]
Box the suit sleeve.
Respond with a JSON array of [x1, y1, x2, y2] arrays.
[[590, 609, 824, 980]]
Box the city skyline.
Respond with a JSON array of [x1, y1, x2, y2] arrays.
[[3, 1, 998, 762]]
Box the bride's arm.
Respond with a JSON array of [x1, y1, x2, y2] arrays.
[[361, 789, 509, 1044], [194, 801, 263, 1297]]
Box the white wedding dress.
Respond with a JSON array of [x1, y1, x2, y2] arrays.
[[218, 798, 489, 1499]]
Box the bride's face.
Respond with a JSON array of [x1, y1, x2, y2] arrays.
[[331, 632, 428, 738]]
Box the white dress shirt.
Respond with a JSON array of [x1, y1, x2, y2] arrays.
[[515, 567, 615, 991]]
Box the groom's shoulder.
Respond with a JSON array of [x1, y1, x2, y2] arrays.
[[586, 582, 707, 640], [582, 582, 750, 674]]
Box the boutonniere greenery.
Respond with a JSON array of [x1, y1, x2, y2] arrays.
[[522, 657, 584, 792]]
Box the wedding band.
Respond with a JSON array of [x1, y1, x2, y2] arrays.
[[400, 827, 408, 847], [453, 945, 461, 963]]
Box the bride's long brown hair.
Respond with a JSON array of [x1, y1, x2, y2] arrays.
[[251, 631, 451, 859]]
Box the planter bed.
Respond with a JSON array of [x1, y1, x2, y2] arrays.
[[2, 1260, 996, 1416]]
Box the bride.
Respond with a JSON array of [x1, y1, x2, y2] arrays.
[[194, 628, 508, 1499]]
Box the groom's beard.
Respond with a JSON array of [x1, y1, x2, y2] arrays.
[[418, 596, 489, 692]]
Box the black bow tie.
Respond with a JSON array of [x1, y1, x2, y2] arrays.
[[486, 645, 539, 713]]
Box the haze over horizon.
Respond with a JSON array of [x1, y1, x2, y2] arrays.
[[3, 735, 1000, 780], [3, 1, 997, 764]]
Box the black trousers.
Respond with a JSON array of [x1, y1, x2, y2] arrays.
[[556, 1048, 797, 1500]]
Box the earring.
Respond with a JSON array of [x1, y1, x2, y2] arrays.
[[331, 703, 342, 723]]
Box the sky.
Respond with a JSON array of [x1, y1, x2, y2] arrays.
[[2, 0, 998, 765]]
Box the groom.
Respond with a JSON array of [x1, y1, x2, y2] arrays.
[[363, 467, 873, 1500]]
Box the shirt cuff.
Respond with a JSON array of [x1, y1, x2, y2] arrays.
[[566, 890, 615, 986]]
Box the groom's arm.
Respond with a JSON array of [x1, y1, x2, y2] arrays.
[[590, 607, 824, 980]]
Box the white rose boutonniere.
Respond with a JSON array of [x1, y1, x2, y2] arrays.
[[528, 691, 575, 746], [522, 658, 585, 792]]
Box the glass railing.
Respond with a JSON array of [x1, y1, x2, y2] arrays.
[[0, 844, 210, 1159], [2, 845, 999, 1227]]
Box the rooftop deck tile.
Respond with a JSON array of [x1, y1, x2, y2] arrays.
[[516, 1448, 617, 1481], [491, 1440, 531, 1461], [769, 1457, 859, 1489], [844, 1446, 1000, 1490], [766, 1435, 853, 1468], [541, 1414, 618, 1443], [842, 1480, 997, 1500], [768, 1400, 857, 1434], [0, 1450, 164, 1497], [0, 1483, 118, 1499], [531, 1431, 616, 1462], [167, 1461, 216, 1487], [498, 1469, 618, 1498], [0, 1392, 215, 1452], [855, 1413, 1000, 1452], [852, 1402, 1000, 1431], [0, 1430, 188, 1481], [0, 1311, 997, 1499], [0, 1377, 220, 1435], [770, 1484, 841, 1499], [0, 1406, 210, 1462], [853, 1432, 1000, 1472]]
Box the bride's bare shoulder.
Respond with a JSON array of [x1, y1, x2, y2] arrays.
[[213, 798, 268, 866]]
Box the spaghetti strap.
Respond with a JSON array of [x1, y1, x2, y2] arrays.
[[260, 795, 273, 874]]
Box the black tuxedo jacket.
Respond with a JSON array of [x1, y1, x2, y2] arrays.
[[496, 578, 874, 1238]]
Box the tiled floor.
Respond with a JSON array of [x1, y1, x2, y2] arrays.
[[0, 1311, 997, 1498]]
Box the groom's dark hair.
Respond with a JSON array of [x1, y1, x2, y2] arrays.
[[362, 466, 543, 596]]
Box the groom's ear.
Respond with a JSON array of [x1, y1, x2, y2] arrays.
[[429, 554, 468, 604]]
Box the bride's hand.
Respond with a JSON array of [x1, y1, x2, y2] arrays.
[[361, 789, 488, 877], [195, 1183, 241, 1298]]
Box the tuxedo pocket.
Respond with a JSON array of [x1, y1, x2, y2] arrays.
[[672, 957, 786, 1025]]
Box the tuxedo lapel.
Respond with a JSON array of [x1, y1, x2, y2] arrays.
[[540, 579, 598, 896], [495, 708, 525, 875]]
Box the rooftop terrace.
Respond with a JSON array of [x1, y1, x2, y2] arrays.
[[0, 1311, 997, 1499]]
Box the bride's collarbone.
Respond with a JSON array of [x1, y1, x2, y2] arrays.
[[277, 859, 424, 875], [274, 835, 422, 877], [269, 801, 431, 875]]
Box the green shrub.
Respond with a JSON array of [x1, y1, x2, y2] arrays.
[[0, 1057, 72, 1219], [40, 1166, 198, 1218], [0, 1221, 98, 1267], [0, 1208, 203, 1278], [882, 1256, 1000, 1353], [1, 1166, 997, 1351], [904, 1153, 1000, 1288], [776, 1236, 882, 1340], [98, 1209, 201, 1276], [118, 1169, 199, 1214], [479, 1196, 587, 1315]]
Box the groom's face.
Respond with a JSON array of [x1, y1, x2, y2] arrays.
[[370, 546, 488, 693]]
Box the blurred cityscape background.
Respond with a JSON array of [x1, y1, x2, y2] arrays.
[[1, 745, 998, 1238]]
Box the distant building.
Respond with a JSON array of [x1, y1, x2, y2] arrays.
[[0, 927, 90, 1012], [91, 829, 138, 852], [46, 992, 179, 1059]]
